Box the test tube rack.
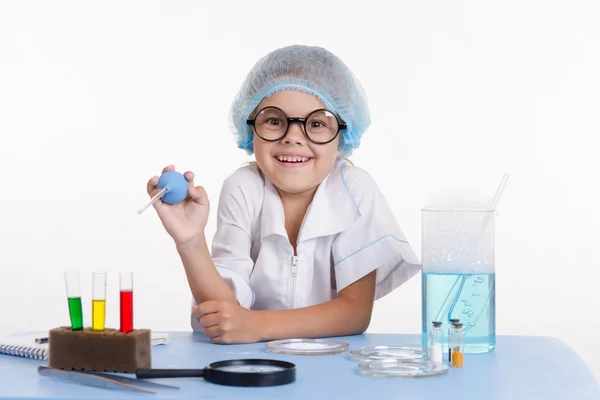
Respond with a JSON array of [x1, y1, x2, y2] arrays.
[[48, 326, 151, 373]]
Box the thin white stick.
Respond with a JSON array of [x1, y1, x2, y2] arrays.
[[490, 173, 510, 210], [137, 188, 167, 214]]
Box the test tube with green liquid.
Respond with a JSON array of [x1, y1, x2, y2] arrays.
[[64, 271, 83, 330]]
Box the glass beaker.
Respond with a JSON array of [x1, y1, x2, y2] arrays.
[[421, 207, 496, 354]]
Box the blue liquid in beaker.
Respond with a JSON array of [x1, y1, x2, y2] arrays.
[[421, 271, 496, 354]]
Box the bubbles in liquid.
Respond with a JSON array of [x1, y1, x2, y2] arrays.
[[422, 272, 496, 354]]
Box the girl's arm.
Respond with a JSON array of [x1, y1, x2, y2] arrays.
[[258, 270, 377, 340], [195, 270, 377, 343], [147, 165, 253, 309], [176, 235, 238, 305], [183, 168, 258, 311]]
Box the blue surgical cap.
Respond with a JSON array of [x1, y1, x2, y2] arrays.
[[229, 45, 371, 157]]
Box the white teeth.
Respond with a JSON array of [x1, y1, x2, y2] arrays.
[[277, 155, 310, 163]]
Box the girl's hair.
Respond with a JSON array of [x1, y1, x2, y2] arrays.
[[341, 156, 354, 166]]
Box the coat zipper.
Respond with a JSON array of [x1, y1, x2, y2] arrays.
[[291, 255, 298, 308]]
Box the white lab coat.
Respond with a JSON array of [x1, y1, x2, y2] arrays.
[[191, 157, 420, 330]]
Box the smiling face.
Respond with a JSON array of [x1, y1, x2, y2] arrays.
[[251, 90, 341, 196]]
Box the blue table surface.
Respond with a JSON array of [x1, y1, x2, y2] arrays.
[[0, 332, 598, 400]]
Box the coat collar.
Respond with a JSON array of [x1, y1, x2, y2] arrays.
[[260, 157, 360, 244]]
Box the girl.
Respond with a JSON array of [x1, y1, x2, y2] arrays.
[[146, 45, 420, 344]]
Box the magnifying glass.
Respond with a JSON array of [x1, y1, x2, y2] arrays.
[[136, 359, 296, 387]]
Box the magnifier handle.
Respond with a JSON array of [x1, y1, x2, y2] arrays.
[[136, 368, 205, 379]]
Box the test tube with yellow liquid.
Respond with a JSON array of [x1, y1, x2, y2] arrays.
[[92, 272, 106, 331]]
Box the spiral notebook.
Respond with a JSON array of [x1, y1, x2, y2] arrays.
[[0, 332, 169, 361]]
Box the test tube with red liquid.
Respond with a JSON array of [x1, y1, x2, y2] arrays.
[[120, 272, 133, 333]]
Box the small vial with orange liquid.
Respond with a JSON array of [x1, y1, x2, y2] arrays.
[[92, 272, 107, 332], [448, 318, 460, 362], [450, 322, 465, 368]]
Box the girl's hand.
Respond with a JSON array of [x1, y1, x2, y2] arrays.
[[193, 300, 263, 344], [146, 165, 209, 246]]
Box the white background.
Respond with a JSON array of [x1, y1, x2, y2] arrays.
[[1, 0, 599, 381]]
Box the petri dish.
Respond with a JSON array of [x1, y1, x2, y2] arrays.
[[266, 338, 350, 355], [349, 345, 427, 363], [358, 359, 449, 379]]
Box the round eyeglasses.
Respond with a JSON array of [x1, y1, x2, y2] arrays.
[[246, 106, 346, 144]]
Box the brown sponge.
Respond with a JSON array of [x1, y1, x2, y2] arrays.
[[48, 327, 151, 373]]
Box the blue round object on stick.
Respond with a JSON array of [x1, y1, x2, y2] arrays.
[[156, 171, 188, 204]]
